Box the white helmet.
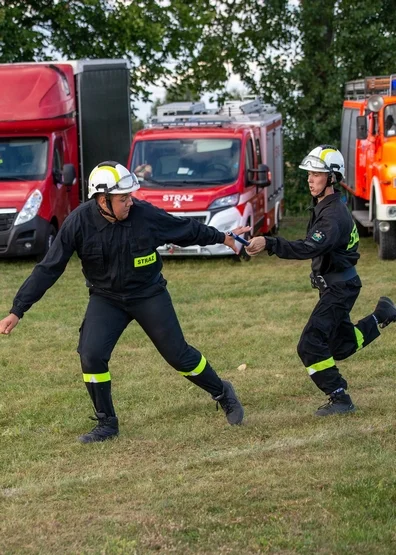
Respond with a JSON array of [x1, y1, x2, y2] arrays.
[[299, 145, 345, 182], [88, 161, 140, 199]]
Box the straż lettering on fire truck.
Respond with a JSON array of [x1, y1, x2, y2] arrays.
[[163, 194, 194, 209]]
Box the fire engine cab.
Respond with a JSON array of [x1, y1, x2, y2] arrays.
[[128, 98, 284, 257], [341, 75, 396, 259]]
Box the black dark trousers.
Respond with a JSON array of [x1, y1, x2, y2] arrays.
[[297, 277, 381, 395], [77, 289, 224, 416]]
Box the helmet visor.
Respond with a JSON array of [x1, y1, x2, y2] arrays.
[[299, 155, 330, 172]]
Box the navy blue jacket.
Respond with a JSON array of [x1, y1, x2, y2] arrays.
[[11, 198, 225, 317]]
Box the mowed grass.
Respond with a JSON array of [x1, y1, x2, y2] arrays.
[[1, 217, 395, 555]]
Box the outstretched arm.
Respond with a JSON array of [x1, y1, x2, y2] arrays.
[[0, 314, 19, 335], [7, 218, 76, 321]]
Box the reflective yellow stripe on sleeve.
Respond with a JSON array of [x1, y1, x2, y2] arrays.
[[354, 326, 364, 351], [179, 355, 207, 377], [347, 223, 359, 250], [83, 372, 111, 383], [306, 357, 335, 375]]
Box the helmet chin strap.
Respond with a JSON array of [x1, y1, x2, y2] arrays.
[[313, 172, 334, 200], [97, 194, 119, 221]]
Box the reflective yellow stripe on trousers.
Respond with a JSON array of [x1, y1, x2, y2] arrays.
[[306, 357, 335, 376], [83, 372, 111, 383], [354, 326, 364, 351], [179, 355, 207, 377]]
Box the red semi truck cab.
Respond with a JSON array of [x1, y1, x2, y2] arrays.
[[128, 99, 284, 256], [0, 59, 131, 259]]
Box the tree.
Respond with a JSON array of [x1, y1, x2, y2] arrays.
[[0, 0, 222, 103], [224, 0, 396, 212]]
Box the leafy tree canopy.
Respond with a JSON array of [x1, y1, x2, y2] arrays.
[[2, 0, 396, 211]]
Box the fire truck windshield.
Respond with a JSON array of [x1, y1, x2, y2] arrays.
[[0, 138, 48, 181], [131, 138, 241, 186]]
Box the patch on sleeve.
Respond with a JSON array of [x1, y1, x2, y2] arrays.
[[310, 230, 326, 243]]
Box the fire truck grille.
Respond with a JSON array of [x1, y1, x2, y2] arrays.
[[0, 213, 16, 232]]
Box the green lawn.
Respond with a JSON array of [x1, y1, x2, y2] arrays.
[[1, 218, 395, 554]]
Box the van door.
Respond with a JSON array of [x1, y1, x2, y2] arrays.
[[245, 136, 265, 234], [51, 136, 70, 226]]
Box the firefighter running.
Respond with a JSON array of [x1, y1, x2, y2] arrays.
[[246, 145, 396, 416], [0, 161, 246, 442]]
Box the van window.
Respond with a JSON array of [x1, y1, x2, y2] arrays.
[[245, 139, 255, 187], [255, 138, 262, 165], [0, 138, 48, 181]]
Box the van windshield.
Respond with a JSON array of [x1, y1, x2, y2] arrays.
[[0, 138, 48, 181], [131, 138, 241, 187]]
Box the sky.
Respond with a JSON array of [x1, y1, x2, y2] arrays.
[[133, 73, 246, 122]]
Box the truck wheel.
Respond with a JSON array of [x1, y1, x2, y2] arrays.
[[36, 224, 57, 262], [373, 219, 380, 244], [378, 222, 396, 260]]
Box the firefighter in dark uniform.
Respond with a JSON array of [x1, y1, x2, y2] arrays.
[[0, 161, 246, 442], [246, 145, 396, 416]]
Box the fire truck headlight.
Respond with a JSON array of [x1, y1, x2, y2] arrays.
[[14, 190, 43, 226], [208, 193, 239, 210], [387, 206, 396, 218]]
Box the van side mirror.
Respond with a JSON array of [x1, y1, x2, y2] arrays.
[[356, 116, 368, 140], [248, 163, 271, 187], [62, 163, 76, 187]]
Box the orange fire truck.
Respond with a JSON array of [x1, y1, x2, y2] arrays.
[[341, 75, 396, 259], [128, 98, 284, 258]]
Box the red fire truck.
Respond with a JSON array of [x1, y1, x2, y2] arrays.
[[0, 59, 131, 259], [128, 99, 284, 257], [341, 75, 396, 259]]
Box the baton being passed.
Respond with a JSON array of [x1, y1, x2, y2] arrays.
[[226, 231, 250, 246]]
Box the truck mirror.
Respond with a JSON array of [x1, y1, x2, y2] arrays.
[[356, 116, 368, 140], [248, 163, 271, 187], [62, 163, 76, 187]]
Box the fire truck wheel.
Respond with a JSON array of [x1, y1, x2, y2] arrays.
[[373, 219, 380, 244], [378, 221, 396, 260], [36, 224, 57, 262]]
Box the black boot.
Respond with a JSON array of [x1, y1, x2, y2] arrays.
[[78, 412, 119, 443], [213, 380, 244, 425], [373, 296, 396, 328], [315, 390, 355, 417]]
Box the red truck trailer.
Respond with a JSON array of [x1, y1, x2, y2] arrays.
[[0, 59, 131, 259], [128, 98, 284, 257]]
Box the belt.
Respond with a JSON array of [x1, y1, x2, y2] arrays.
[[322, 266, 358, 286]]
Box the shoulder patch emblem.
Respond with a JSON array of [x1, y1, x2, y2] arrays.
[[311, 230, 326, 243]]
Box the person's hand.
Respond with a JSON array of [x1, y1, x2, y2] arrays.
[[223, 226, 251, 253], [0, 314, 20, 335], [134, 164, 152, 180], [245, 236, 266, 256]]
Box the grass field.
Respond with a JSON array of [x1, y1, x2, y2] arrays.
[[1, 217, 395, 554]]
